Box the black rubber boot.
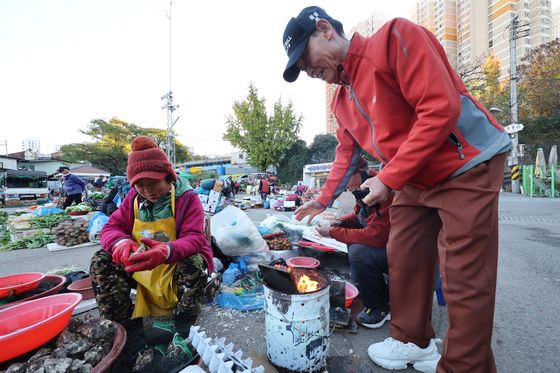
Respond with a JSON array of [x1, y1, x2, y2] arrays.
[[110, 318, 147, 373]]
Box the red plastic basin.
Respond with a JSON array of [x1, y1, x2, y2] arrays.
[[286, 256, 320, 269], [345, 282, 359, 308], [0, 275, 67, 310], [0, 293, 82, 362], [0, 272, 46, 299], [67, 277, 94, 300]]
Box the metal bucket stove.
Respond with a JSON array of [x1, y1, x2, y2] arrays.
[[262, 267, 330, 372]]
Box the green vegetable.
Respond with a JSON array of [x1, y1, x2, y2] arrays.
[[29, 213, 71, 229], [1, 232, 54, 251]]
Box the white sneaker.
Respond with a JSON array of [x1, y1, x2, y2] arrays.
[[368, 337, 441, 373]]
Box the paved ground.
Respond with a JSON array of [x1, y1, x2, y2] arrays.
[[1, 193, 559, 372]]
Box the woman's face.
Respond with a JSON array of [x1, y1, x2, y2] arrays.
[[134, 178, 171, 203]]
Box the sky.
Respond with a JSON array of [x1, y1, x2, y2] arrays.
[[1, 0, 558, 156]]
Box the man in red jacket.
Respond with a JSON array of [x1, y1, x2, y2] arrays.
[[282, 6, 511, 373], [316, 157, 392, 329]]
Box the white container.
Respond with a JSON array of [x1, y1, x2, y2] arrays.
[[269, 249, 295, 261], [264, 273, 330, 372]]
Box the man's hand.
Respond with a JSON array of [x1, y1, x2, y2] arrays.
[[294, 200, 326, 225], [360, 176, 392, 206], [315, 226, 331, 237], [124, 237, 170, 273], [112, 239, 139, 266]]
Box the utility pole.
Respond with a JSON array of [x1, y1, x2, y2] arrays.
[[506, 14, 529, 194], [162, 0, 179, 166]]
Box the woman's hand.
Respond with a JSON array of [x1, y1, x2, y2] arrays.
[[315, 226, 331, 237]]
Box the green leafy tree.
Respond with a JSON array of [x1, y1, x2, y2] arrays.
[[223, 83, 302, 171], [60, 117, 192, 175], [276, 139, 310, 185], [518, 39, 560, 118], [308, 134, 338, 164]]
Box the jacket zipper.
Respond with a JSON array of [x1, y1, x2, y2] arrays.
[[448, 132, 465, 160], [338, 65, 388, 164]]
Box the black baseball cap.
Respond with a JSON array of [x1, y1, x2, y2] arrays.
[[282, 6, 343, 83]]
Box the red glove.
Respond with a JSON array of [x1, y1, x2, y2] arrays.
[[112, 239, 139, 266], [124, 237, 170, 273]]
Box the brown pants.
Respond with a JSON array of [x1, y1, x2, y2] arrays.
[[388, 153, 506, 373]]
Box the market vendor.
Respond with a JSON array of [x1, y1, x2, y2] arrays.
[[315, 157, 392, 329], [90, 135, 214, 339], [58, 166, 86, 209]]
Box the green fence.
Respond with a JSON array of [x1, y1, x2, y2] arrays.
[[522, 164, 557, 198]]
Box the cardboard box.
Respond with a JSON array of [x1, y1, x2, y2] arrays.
[[198, 194, 209, 204], [206, 191, 221, 213]]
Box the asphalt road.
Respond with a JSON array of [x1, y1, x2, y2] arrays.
[[1, 193, 559, 372]]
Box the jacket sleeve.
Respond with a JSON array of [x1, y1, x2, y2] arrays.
[[99, 190, 136, 253], [73, 174, 86, 188], [167, 191, 209, 263], [376, 18, 461, 191], [338, 212, 361, 228], [329, 198, 391, 247], [316, 126, 362, 207]]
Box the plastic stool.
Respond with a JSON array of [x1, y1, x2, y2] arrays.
[[435, 266, 446, 306]]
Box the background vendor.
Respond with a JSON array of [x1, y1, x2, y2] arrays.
[[316, 157, 392, 329], [90, 136, 214, 342]]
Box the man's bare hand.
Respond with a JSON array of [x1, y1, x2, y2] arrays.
[[294, 200, 326, 225], [360, 176, 391, 206]]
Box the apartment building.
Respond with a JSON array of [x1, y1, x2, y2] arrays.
[[415, 0, 552, 76]]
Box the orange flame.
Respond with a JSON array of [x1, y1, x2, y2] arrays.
[[296, 274, 319, 293]]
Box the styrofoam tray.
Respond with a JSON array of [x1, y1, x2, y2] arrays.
[[47, 241, 98, 252], [302, 227, 348, 253]]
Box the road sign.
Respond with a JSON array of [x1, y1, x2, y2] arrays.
[[505, 123, 524, 134]]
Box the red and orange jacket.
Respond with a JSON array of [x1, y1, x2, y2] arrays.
[[317, 18, 511, 207], [329, 170, 392, 247]]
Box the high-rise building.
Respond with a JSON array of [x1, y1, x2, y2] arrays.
[[22, 137, 40, 152], [414, 0, 552, 76], [413, 0, 458, 67], [325, 14, 389, 134], [456, 0, 488, 67], [552, 6, 560, 39], [488, 0, 552, 76]]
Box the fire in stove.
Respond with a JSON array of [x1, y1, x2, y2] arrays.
[[296, 274, 319, 293]]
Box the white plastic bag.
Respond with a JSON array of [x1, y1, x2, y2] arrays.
[[211, 206, 269, 257]]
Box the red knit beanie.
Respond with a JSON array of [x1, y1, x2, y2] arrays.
[[126, 136, 177, 186]]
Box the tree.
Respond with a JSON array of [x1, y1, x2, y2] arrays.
[[223, 83, 302, 171], [478, 54, 503, 109], [60, 117, 192, 175], [276, 139, 309, 185], [308, 134, 338, 164], [518, 39, 560, 118]]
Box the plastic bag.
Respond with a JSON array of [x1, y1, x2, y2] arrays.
[[32, 207, 64, 216], [211, 206, 269, 257], [87, 211, 109, 243], [214, 292, 264, 311], [259, 214, 291, 232]]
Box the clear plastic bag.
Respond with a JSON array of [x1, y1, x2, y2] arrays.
[[211, 206, 269, 257]]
